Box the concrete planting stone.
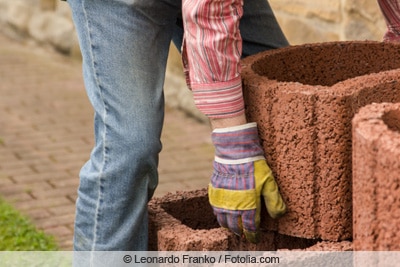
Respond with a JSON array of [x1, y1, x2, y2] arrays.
[[352, 102, 400, 251], [148, 188, 352, 251], [241, 41, 400, 241]]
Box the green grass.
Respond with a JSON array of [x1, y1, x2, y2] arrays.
[[0, 199, 58, 251]]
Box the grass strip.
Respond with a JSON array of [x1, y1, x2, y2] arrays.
[[0, 199, 58, 251]]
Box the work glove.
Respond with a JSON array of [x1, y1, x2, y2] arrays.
[[208, 122, 286, 243]]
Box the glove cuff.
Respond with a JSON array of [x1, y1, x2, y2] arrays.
[[212, 122, 265, 164]]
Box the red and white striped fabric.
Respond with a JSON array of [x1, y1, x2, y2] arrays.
[[181, 0, 245, 119], [378, 0, 400, 42]]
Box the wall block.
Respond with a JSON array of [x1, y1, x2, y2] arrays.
[[352, 102, 400, 251], [148, 188, 352, 251], [241, 41, 400, 241]]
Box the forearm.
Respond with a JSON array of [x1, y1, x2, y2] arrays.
[[209, 113, 247, 130]]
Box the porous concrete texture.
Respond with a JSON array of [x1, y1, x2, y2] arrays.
[[148, 188, 353, 251], [352, 102, 400, 251], [241, 41, 400, 241]]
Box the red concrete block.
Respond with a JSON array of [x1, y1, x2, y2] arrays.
[[352, 103, 400, 251], [241, 41, 400, 241], [148, 188, 352, 251], [148, 189, 229, 251]]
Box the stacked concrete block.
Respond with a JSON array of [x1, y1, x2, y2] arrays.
[[148, 188, 279, 251], [148, 188, 352, 251], [148, 41, 400, 251], [148, 189, 230, 251], [352, 103, 400, 251], [241, 41, 400, 241]]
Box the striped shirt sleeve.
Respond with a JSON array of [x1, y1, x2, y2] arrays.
[[378, 0, 400, 41], [181, 0, 245, 119]]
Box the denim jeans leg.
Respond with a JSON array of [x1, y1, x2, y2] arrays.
[[68, 0, 180, 252]]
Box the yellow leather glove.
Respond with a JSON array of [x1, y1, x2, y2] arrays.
[[208, 122, 286, 243]]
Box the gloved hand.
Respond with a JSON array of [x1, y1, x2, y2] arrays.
[[208, 122, 286, 243]]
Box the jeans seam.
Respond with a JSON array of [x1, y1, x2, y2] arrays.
[[82, 0, 109, 254]]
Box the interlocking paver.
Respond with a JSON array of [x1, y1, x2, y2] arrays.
[[0, 34, 213, 250]]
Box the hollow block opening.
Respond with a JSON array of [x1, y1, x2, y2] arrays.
[[382, 110, 400, 133], [161, 196, 219, 230], [160, 196, 322, 250], [252, 42, 400, 86], [150, 189, 353, 251]]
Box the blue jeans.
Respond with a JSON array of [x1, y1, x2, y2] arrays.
[[68, 0, 288, 252]]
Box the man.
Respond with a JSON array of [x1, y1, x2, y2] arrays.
[[65, 0, 287, 255]]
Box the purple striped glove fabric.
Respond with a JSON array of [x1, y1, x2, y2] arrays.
[[208, 122, 286, 243]]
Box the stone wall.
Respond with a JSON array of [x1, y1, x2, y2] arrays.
[[0, 0, 388, 121], [0, 0, 79, 57], [270, 0, 386, 44]]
